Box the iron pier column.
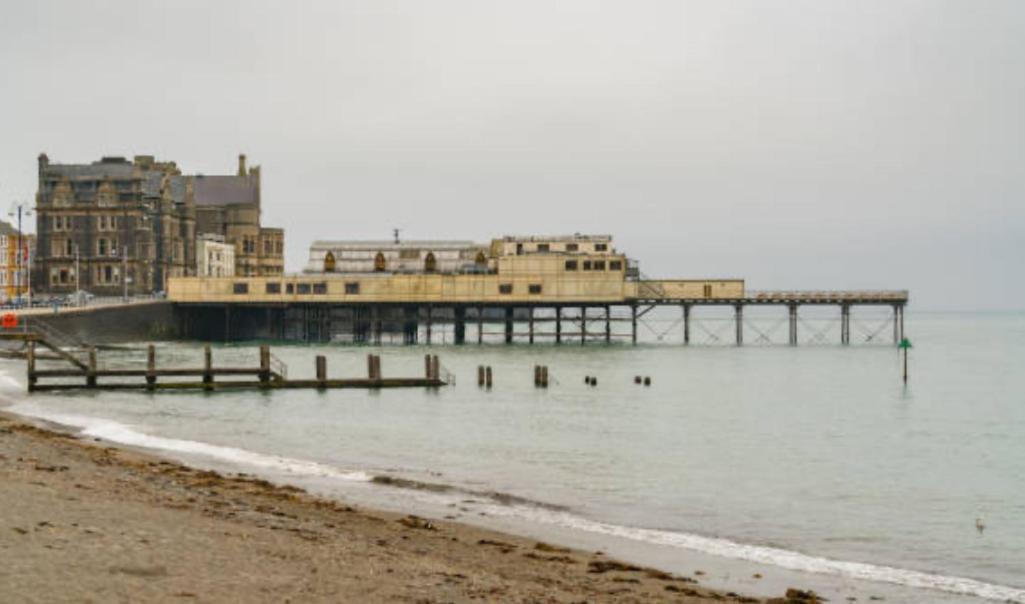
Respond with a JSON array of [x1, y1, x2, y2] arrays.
[[841, 304, 850, 345], [631, 304, 638, 345], [478, 305, 484, 344], [425, 305, 432, 345], [683, 303, 691, 345], [735, 304, 743, 346], [555, 306, 562, 344], [504, 306, 514, 344], [580, 306, 587, 345], [899, 304, 905, 341], [893, 304, 900, 345], [528, 307, 535, 344], [788, 304, 798, 346], [604, 305, 611, 344], [372, 305, 382, 345], [454, 306, 466, 345]]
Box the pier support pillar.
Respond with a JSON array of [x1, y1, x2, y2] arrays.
[[555, 307, 562, 344], [735, 304, 744, 346], [454, 307, 466, 345], [203, 345, 213, 389], [371, 306, 382, 345], [841, 304, 850, 345], [26, 341, 36, 391], [893, 304, 900, 345], [425, 305, 432, 345], [898, 304, 905, 342], [86, 348, 97, 387], [148, 345, 158, 388], [789, 304, 798, 346], [529, 307, 535, 344], [504, 307, 514, 344], [683, 303, 691, 345], [477, 306, 484, 345], [580, 306, 587, 345], [604, 305, 611, 344], [631, 304, 637, 345]]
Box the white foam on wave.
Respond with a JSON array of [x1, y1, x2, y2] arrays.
[[480, 505, 1025, 603], [7, 404, 372, 483]]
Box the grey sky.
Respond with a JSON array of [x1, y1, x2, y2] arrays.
[[1, 1, 1022, 310]]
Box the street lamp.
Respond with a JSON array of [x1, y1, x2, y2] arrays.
[[8, 201, 33, 306]]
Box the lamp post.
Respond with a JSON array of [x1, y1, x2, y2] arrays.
[[7, 201, 32, 305]]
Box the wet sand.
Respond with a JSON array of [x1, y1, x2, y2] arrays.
[[0, 412, 825, 603]]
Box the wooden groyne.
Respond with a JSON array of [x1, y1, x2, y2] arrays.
[[3, 329, 449, 393]]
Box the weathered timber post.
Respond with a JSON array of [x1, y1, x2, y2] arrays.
[[26, 340, 36, 391], [374, 355, 382, 381], [540, 365, 548, 388], [367, 353, 375, 380], [580, 306, 587, 345], [504, 307, 514, 344], [86, 347, 97, 387], [683, 303, 691, 345], [788, 304, 798, 346], [203, 345, 214, 390], [315, 355, 327, 387], [735, 304, 744, 346], [478, 365, 485, 387], [555, 306, 562, 344], [258, 346, 270, 384], [431, 355, 440, 382], [485, 365, 493, 389], [899, 304, 905, 342], [425, 354, 433, 379], [534, 365, 541, 387], [147, 344, 158, 389], [631, 304, 638, 345], [893, 304, 900, 345], [605, 305, 611, 344]]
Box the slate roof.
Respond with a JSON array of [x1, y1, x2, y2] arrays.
[[193, 175, 258, 206]]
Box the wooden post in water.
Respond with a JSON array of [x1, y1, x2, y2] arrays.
[[425, 354, 432, 379], [604, 305, 611, 344], [528, 307, 535, 344], [540, 365, 548, 388], [87, 347, 97, 388], [367, 353, 375, 380], [555, 306, 562, 344], [203, 345, 213, 390], [478, 365, 485, 387], [259, 346, 270, 384], [374, 355, 382, 381], [683, 303, 691, 345], [631, 304, 637, 345], [147, 345, 157, 389], [534, 365, 541, 387], [580, 306, 587, 345], [315, 355, 327, 388], [485, 366, 493, 389], [735, 304, 743, 346], [431, 355, 440, 382], [26, 340, 36, 391]]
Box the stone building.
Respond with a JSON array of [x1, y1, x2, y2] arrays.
[[33, 153, 285, 295], [196, 234, 235, 278], [194, 155, 284, 277], [33, 154, 196, 295]]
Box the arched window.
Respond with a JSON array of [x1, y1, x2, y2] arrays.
[[374, 252, 386, 272], [475, 251, 487, 266], [424, 252, 437, 273], [323, 251, 336, 272]]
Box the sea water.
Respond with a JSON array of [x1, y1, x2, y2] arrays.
[[2, 311, 1023, 602]]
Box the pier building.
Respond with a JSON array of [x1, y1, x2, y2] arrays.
[[168, 233, 907, 346]]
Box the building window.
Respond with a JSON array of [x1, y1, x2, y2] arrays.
[[582, 261, 592, 271], [595, 243, 608, 252], [499, 283, 513, 294], [233, 282, 249, 294], [286, 283, 294, 294], [297, 283, 311, 295], [374, 252, 386, 272], [566, 243, 578, 252], [265, 282, 281, 294], [424, 252, 437, 273], [594, 260, 606, 271], [565, 260, 578, 271], [528, 284, 542, 294], [98, 238, 108, 256], [609, 260, 622, 271], [323, 251, 336, 272], [345, 282, 360, 295], [312, 282, 328, 294], [537, 243, 550, 253], [703, 284, 712, 298], [475, 251, 487, 266]]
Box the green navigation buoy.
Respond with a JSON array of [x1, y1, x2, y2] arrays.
[[899, 338, 912, 383]]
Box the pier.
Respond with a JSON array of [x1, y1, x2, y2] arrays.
[[172, 288, 908, 346]]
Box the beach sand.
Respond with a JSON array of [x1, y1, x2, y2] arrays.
[[0, 413, 819, 603]]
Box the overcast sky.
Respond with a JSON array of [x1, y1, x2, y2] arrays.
[[1, 1, 1022, 310]]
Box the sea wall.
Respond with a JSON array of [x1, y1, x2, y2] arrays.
[[26, 302, 180, 344]]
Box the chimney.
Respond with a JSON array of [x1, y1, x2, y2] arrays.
[[238, 154, 247, 176]]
